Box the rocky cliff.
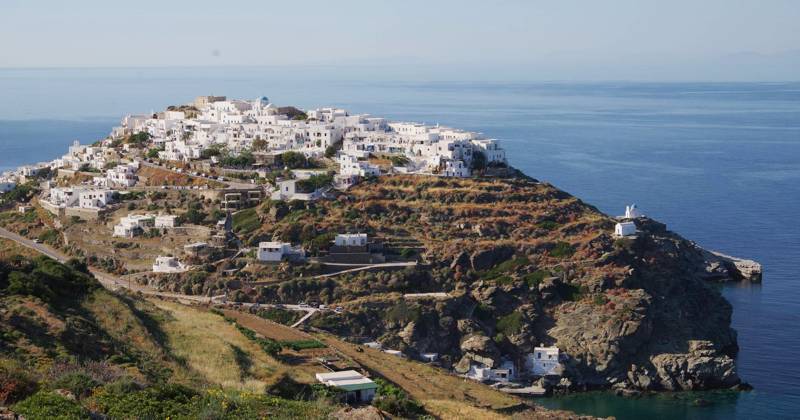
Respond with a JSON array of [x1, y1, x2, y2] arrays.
[[240, 173, 752, 393]]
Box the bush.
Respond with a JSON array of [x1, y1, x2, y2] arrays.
[[537, 220, 560, 231], [295, 174, 332, 193], [524, 270, 549, 289], [550, 242, 576, 258], [0, 361, 39, 405], [496, 312, 523, 336], [13, 391, 89, 420], [280, 340, 326, 351], [373, 378, 425, 417], [232, 208, 260, 235], [470, 150, 487, 170], [280, 151, 308, 169], [95, 383, 197, 419], [50, 372, 98, 399]]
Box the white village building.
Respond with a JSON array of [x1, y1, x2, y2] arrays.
[[154, 214, 179, 228], [526, 346, 562, 377], [465, 360, 516, 383], [335, 233, 367, 247], [614, 221, 637, 237], [78, 189, 115, 209], [256, 241, 305, 262], [48, 187, 116, 210], [152, 256, 187, 273], [315, 370, 377, 403], [113, 214, 155, 238]]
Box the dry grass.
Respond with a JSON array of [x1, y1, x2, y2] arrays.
[[316, 332, 530, 417], [423, 399, 509, 420], [150, 299, 284, 392], [0, 238, 37, 258], [220, 309, 340, 383]]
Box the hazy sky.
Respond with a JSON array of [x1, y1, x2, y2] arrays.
[[1, 0, 798, 80]]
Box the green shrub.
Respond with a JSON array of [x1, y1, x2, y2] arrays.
[[373, 378, 425, 417], [537, 220, 560, 231], [523, 270, 549, 289], [50, 372, 98, 399], [280, 340, 326, 351], [255, 307, 301, 325], [496, 312, 523, 336], [0, 361, 39, 405], [232, 208, 260, 235], [550, 242, 576, 258], [95, 383, 197, 419], [13, 391, 89, 420]]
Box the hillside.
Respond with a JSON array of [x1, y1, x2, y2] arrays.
[[0, 239, 589, 419], [224, 174, 745, 394], [0, 241, 342, 419]]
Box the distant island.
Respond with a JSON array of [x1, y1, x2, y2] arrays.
[[0, 95, 761, 419]]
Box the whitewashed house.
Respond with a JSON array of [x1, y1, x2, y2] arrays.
[[441, 159, 470, 177], [614, 221, 637, 237], [113, 214, 155, 237], [152, 256, 187, 273], [337, 154, 380, 177], [335, 233, 367, 247], [271, 179, 325, 201], [315, 370, 377, 403], [465, 360, 516, 383], [527, 346, 562, 377], [78, 189, 115, 209], [105, 163, 139, 187], [155, 215, 179, 228], [48, 187, 79, 207], [256, 241, 305, 262]]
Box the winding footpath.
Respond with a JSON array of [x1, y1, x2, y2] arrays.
[[0, 226, 319, 324]]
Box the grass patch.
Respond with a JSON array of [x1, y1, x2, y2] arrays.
[[481, 256, 530, 283], [232, 208, 260, 235], [151, 300, 281, 391], [254, 307, 302, 326]]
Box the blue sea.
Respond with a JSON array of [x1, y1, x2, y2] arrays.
[[1, 68, 799, 419]]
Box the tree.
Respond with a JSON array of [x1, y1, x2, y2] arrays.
[[252, 138, 268, 151], [280, 151, 307, 169], [471, 150, 487, 171]]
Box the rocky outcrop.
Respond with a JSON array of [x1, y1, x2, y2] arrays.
[[708, 251, 763, 282], [288, 175, 753, 394], [648, 340, 739, 390]]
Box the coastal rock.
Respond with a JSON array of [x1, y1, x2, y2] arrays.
[[650, 340, 740, 390]]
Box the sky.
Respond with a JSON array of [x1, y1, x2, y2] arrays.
[[1, 0, 798, 81]]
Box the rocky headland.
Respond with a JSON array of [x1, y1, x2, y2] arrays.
[[232, 172, 756, 394]]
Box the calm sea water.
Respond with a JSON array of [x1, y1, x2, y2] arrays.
[[1, 68, 799, 419]]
